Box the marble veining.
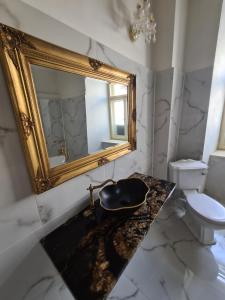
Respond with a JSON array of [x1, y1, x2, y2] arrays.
[[62, 95, 88, 161], [177, 67, 213, 160], [153, 68, 173, 179], [1, 187, 225, 300], [35, 37, 154, 225], [0, 243, 75, 300], [167, 70, 185, 163], [0, 1, 155, 272], [41, 173, 175, 300], [110, 191, 225, 300], [153, 68, 184, 180]]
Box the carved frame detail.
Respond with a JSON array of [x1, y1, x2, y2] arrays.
[[20, 112, 34, 139], [88, 58, 103, 71]]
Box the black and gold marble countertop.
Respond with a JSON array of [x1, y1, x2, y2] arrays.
[[41, 173, 176, 300]]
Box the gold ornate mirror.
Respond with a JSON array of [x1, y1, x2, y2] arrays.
[[0, 23, 136, 193]]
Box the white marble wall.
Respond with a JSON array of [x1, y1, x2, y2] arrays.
[[0, 0, 154, 289], [153, 68, 173, 179], [154, 66, 214, 176], [39, 99, 65, 157], [153, 66, 215, 194], [62, 96, 88, 161], [167, 69, 185, 163], [177, 67, 213, 160], [153, 68, 184, 180]]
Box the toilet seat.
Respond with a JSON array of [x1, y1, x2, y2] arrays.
[[185, 192, 225, 225]]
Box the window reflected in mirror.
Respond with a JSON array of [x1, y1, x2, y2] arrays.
[[31, 65, 128, 168], [109, 83, 128, 140]]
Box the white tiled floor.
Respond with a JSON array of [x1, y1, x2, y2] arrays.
[[1, 192, 225, 300], [109, 193, 225, 300]]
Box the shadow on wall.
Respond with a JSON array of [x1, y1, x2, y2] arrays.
[[0, 66, 33, 203], [205, 155, 225, 206], [108, 0, 132, 29]]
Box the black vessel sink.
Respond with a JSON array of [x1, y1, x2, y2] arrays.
[[99, 178, 149, 211]]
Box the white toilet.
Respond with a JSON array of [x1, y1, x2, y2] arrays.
[[169, 159, 225, 245]]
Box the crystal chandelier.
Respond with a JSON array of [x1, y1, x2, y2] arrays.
[[130, 0, 157, 44]]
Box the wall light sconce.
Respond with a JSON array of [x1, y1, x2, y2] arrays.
[[129, 0, 157, 44]]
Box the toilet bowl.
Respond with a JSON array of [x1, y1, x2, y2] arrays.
[[169, 159, 225, 245], [183, 190, 225, 244]]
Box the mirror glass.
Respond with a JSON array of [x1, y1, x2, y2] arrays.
[[31, 65, 128, 168]]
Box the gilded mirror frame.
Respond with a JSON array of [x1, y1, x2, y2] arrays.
[[0, 23, 136, 193]]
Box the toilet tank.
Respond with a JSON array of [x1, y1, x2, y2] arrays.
[[169, 159, 208, 192]]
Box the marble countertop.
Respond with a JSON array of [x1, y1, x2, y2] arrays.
[[2, 184, 225, 300], [41, 173, 176, 300]]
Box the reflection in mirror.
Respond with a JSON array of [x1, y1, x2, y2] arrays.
[[31, 65, 128, 168]]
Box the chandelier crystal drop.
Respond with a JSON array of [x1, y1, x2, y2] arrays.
[[130, 0, 157, 44]]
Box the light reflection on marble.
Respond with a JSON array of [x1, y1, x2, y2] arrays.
[[108, 191, 225, 300], [0, 243, 74, 300], [1, 192, 225, 300], [205, 154, 225, 206]]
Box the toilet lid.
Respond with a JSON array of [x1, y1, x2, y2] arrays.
[[186, 193, 225, 224]]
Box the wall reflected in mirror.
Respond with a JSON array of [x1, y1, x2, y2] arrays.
[[31, 65, 128, 168]]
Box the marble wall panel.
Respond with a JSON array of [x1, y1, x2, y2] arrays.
[[167, 69, 185, 163], [153, 68, 184, 180], [177, 67, 213, 160], [62, 96, 88, 161], [39, 99, 65, 158], [39, 95, 88, 162], [153, 68, 173, 179], [0, 66, 42, 256]]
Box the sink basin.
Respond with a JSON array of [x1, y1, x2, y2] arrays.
[[99, 178, 149, 211]]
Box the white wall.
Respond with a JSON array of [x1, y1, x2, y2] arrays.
[[184, 0, 222, 72], [32, 65, 85, 99], [172, 0, 188, 70], [175, 0, 222, 162], [58, 72, 85, 99], [203, 0, 225, 163], [85, 78, 110, 153], [22, 0, 151, 68], [152, 0, 176, 71], [31, 66, 60, 98]]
